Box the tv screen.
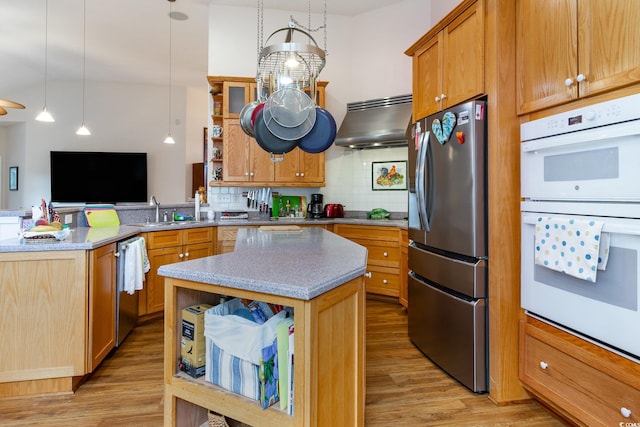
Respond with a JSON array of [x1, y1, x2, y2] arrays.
[[50, 151, 147, 204]]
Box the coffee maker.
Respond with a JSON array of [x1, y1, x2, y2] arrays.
[[307, 193, 324, 218]]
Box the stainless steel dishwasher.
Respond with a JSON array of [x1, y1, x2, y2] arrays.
[[115, 236, 142, 346]]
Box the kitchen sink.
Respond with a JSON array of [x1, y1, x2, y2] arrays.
[[126, 220, 206, 228]]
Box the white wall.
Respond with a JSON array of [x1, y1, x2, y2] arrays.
[[208, 0, 457, 213], [0, 79, 208, 210]]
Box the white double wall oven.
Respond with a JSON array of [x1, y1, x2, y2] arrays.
[[520, 93, 640, 361]]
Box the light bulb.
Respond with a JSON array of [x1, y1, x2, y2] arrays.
[[285, 55, 299, 68], [36, 107, 55, 122], [76, 123, 91, 135], [164, 134, 175, 144]]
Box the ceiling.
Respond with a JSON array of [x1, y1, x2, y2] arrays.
[[0, 0, 404, 103]]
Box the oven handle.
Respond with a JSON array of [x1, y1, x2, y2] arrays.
[[522, 119, 640, 153], [522, 212, 640, 235]]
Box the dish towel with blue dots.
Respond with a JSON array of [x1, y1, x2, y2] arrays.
[[534, 216, 610, 282]]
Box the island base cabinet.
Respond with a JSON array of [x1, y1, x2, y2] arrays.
[[163, 276, 366, 427]]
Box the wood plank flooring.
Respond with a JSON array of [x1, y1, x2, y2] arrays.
[[0, 299, 567, 426]]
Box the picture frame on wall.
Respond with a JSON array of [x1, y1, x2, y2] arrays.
[[372, 161, 407, 191], [9, 166, 18, 191]]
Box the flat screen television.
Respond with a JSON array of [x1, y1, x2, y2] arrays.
[[50, 151, 147, 204]]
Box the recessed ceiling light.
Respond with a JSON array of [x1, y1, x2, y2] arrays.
[[169, 11, 188, 20]]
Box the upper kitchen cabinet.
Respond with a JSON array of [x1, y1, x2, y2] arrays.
[[516, 0, 640, 115], [406, 0, 484, 120], [208, 76, 328, 187]]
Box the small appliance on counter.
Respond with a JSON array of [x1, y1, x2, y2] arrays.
[[307, 193, 324, 219], [323, 203, 344, 218]]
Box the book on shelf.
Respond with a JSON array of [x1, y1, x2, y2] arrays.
[[276, 318, 294, 411], [287, 324, 294, 416]]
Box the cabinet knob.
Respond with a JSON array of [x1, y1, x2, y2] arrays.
[[383, 279, 388, 284], [184, 252, 189, 258], [250, 172, 254, 177], [383, 252, 388, 257], [440, 93, 446, 100], [576, 73, 586, 83], [435, 96, 441, 102], [539, 361, 548, 370], [365, 272, 372, 278], [295, 173, 300, 177], [564, 78, 574, 87], [300, 173, 304, 177], [621, 407, 632, 418], [245, 172, 250, 176], [179, 253, 184, 259]]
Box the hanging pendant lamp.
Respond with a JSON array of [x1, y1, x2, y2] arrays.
[[36, 0, 54, 122], [164, 0, 176, 144], [76, 0, 90, 136]]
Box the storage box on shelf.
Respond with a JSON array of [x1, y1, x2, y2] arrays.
[[138, 227, 215, 316], [334, 224, 403, 299], [520, 316, 640, 426], [207, 76, 327, 187]]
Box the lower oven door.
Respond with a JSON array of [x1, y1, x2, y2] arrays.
[[521, 210, 640, 359]]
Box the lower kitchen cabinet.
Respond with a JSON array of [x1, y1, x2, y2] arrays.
[[399, 229, 408, 308], [88, 242, 117, 372], [520, 316, 640, 426], [0, 250, 88, 397], [139, 228, 214, 316], [334, 224, 402, 299]]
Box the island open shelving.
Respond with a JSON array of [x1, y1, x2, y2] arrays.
[[160, 227, 367, 427]]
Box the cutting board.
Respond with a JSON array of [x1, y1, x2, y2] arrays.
[[84, 208, 120, 227]]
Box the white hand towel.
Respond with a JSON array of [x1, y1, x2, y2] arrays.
[[534, 216, 610, 282], [123, 238, 147, 294]]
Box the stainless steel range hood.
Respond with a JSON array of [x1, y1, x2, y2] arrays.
[[335, 94, 412, 149]]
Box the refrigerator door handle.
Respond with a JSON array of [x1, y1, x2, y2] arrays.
[[416, 130, 430, 231]]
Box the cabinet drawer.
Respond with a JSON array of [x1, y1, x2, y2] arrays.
[[184, 227, 213, 244], [352, 239, 400, 268], [365, 265, 400, 296], [146, 230, 182, 249], [520, 321, 640, 426], [335, 224, 400, 242]]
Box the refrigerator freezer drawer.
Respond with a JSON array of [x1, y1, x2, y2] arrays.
[[408, 273, 487, 392], [409, 243, 487, 298]]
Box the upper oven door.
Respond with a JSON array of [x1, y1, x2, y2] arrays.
[[521, 119, 640, 202]]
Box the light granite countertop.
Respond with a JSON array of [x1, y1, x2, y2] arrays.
[[158, 227, 368, 300], [0, 217, 406, 253]]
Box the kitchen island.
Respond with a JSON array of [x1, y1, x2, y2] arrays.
[[158, 227, 367, 427]]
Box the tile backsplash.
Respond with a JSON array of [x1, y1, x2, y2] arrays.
[[207, 146, 408, 215]]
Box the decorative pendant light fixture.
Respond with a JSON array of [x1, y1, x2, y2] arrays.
[[256, 0, 327, 95], [36, 0, 54, 122], [164, 0, 176, 144], [76, 0, 90, 136]]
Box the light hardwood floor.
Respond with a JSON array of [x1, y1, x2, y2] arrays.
[[0, 299, 567, 426]]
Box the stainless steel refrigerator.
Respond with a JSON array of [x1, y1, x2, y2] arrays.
[[407, 98, 488, 392]]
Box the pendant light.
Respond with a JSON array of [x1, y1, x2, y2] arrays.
[[164, 0, 175, 144], [36, 0, 54, 122], [76, 0, 90, 135]]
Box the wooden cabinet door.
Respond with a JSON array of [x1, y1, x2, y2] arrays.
[[274, 149, 325, 184], [223, 82, 250, 118], [412, 34, 442, 120], [183, 242, 213, 262], [249, 141, 275, 182], [578, 0, 640, 98], [88, 243, 116, 372], [442, 0, 484, 110], [516, 0, 578, 114], [223, 119, 251, 181], [146, 246, 181, 313]]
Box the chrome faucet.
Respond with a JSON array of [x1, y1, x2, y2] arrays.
[[150, 195, 160, 222]]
